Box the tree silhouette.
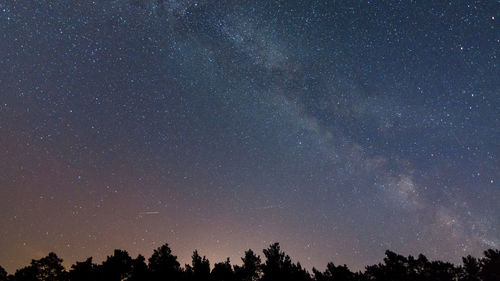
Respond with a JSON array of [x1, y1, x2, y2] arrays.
[[0, 266, 6, 281], [479, 249, 500, 281], [313, 263, 356, 281], [148, 243, 182, 281], [128, 255, 149, 281], [261, 243, 292, 281], [2, 243, 500, 281], [261, 243, 311, 281], [234, 249, 262, 281], [364, 250, 463, 281], [210, 258, 235, 281], [185, 250, 210, 281], [97, 249, 133, 281], [289, 262, 313, 281], [435, 261, 461, 281], [13, 265, 38, 281], [36, 253, 65, 281], [68, 257, 96, 281], [365, 250, 420, 281], [13, 252, 66, 281], [461, 255, 481, 281]]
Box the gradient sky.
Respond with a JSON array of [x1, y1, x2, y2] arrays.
[[0, 0, 498, 274]]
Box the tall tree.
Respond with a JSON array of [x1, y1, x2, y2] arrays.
[[34, 253, 66, 281], [97, 249, 133, 281], [185, 250, 210, 281], [13, 253, 66, 281], [261, 243, 311, 281], [261, 243, 291, 281], [234, 249, 262, 281], [461, 255, 481, 281], [148, 243, 182, 281]]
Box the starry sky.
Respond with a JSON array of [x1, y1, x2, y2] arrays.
[[0, 0, 498, 274]]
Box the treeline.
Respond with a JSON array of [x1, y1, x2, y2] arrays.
[[1, 242, 499, 281]]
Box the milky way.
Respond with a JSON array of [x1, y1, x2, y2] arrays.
[[0, 0, 498, 273]]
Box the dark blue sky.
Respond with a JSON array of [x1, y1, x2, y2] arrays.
[[0, 0, 498, 273]]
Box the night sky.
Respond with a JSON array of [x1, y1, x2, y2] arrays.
[[0, 0, 498, 274]]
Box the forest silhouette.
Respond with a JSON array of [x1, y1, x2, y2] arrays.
[[1, 242, 499, 281]]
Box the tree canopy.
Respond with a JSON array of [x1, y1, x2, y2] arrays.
[[2, 244, 499, 281]]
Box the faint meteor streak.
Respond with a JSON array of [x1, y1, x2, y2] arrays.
[[138, 211, 160, 215]]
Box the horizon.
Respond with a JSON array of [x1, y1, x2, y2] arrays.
[[1, 241, 498, 275]]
